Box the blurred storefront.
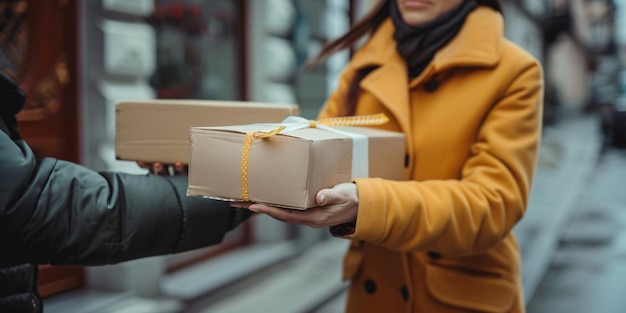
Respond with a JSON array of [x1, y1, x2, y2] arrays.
[[502, 0, 618, 121]]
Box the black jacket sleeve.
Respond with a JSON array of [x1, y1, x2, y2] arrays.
[[0, 128, 239, 267]]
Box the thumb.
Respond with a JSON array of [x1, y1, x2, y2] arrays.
[[316, 188, 332, 206]]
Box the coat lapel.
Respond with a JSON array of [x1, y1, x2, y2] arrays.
[[429, 6, 503, 73], [360, 54, 412, 137], [351, 20, 412, 136]]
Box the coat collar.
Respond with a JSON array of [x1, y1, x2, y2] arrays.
[[350, 6, 504, 135], [351, 6, 503, 72]]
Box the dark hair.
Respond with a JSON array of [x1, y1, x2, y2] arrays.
[[310, 0, 502, 66]]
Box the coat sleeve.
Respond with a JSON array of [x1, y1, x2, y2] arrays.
[[342, 58, 544, 256], [0, 132, 237, 266]]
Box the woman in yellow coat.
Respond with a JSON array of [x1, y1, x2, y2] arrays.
[[237, 0, 543, 311]]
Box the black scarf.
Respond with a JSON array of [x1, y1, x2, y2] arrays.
[[391, 0, 477, 77]]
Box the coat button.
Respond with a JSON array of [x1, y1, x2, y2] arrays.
[[400, 285, 409, 301], [364, 279, 377, 294], [423, 80, 439, 92], [428, 251, 441, 259]]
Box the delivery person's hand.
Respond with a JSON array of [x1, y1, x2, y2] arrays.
[[230, 183, 358, 229], [137, 161, 188, 176]]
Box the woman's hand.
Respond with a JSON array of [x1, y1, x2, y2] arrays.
[[137, 161, 188, 176], [230, 183, 359, 229]]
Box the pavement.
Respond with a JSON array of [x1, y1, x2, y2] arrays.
[[513, 114, 603, 303], [526, 140, 626, 312]]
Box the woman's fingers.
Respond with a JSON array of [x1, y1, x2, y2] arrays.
[[316, 183, 358, 206], [248, 204, 313, 225], [230, 202, 253, 209]]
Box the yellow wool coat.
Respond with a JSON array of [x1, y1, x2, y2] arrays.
[[318, 7, 544, 313]]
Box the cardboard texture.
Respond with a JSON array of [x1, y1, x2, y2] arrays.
[[187, 124, 405, 209], [115, 99, 299, 163]]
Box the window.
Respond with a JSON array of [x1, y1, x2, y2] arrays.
[[148, 0, 251, 272], [149, 0, 246, 100]]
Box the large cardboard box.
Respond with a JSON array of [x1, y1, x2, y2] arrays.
[[115, 100, 299, 163], [187, 123, 405, 209]]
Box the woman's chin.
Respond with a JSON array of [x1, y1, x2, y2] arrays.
[[401, 12, 435, 26]]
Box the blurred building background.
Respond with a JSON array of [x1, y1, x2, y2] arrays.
[[3, 0, 626, 312]]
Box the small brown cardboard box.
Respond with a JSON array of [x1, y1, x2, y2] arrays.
[[115, 100, 299, 163], [186, 123, 405, 209]]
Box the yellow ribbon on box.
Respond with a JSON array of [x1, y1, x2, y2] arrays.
[[240, 113, 389, 202]]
